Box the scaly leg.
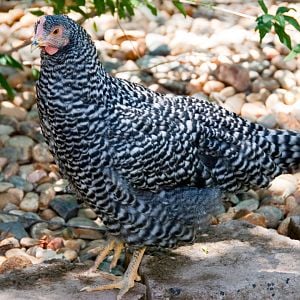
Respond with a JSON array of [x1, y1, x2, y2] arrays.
[[81, 247, 146, 300], [85, 238, 124, 275]]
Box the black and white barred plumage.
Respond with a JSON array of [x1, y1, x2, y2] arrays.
[[36, 15, 300, 248]]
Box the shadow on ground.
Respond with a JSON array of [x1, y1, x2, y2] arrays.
[[0, 221, 299, 300]]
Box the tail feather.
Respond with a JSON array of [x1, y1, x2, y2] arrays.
[[267, 129, 300, 172]]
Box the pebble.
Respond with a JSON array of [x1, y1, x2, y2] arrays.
[[34, 247, 63, 261], [78, 208, 98, 220], [7, 188, 24, 202], [0, 192, 20, 209], [277, 217, 291, 236], [246, 93, 262, 103], [237, 211, 266, 227], [32, 143, 54, 163], [50, 196, 79, 221], [20, 237, 40, 248], [3, 162, 19, 179], [145, 33, 170, 56], [256, 206, 284, 229], [40, 208, 57, 220], [27, 169, 47, 183], [0, 255, 32, 273], [202, 80, 225, 94], [241, 102, 268, 122], [274, 70, 296, 90], [216, 63, 250, 92], [19, 192, 39, 212], [48, 216, 65, 230], [39, 186, 56, 210], [46, 237, 64, 251], [269, 174, 298, 199], [68, 217, 104, 240], [288, 216, 300, 240], [0, 101, 27, 121], [257, 114, 277, 128], [0, 124, 15, 136], [63, 249, 78, 262], [0, 221, 28, 239], [0, 237, 20, 249], [222, 93, 245, 115], [30, 222, 49, 239], [235, 199, 259, 212], [5, 135, 34, 161], [64, 239, 86, 252], [219, 86, 236, 97], [0, 182, 14, 192], [9, 176, 34, 192], [0, 157, 8, 171], [252, 78, 279, 92]]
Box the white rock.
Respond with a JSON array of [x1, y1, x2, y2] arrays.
[[269, 174, 298, 199], [222, 93, 245, 115]]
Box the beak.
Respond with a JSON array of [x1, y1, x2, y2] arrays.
[[31, 37, 46, 52]]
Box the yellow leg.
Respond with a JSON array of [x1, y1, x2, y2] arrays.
[[81, 247, 146, 300], [86, 239, 123, 274]]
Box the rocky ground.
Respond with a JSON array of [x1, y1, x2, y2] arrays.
[[0, 1, 300, 299]]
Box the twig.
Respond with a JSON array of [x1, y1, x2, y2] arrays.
[[2, 40, 31, 55], [179, 0, 256, 20]]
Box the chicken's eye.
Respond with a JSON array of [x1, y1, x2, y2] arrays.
[[52, 28, 60, 35]]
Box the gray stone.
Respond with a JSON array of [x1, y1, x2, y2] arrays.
[[235, 199, 259, 212], [0, 222, 28, 239], [8, 176, 34, 192], [142, 221, 300, 300], [0, 182, 14, 192], [0, 125, 15, 136], [256, 206, 284, 229], [50, 197, 79, 221]]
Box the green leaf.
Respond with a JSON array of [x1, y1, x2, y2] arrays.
[[31, 68, 40, 80], [0, 54, 23, 70], [172, 0, 186, 17], [54, 0, 65, 14], [146, 3, 157, 16], [284, 15, 300, 32], [0, 73, 15, 99], [274, 23, 292, 49], [93, 0, 105, 15], [92, 21, 98, 32], [122, 0, 135, 17], [285, 44, 300, 61], [29, 10, 44, 16], [106, 0, 115, 14], [70, 5, 88, 17], [276, 6, 294, 15], [255, 15, 273, 42], [258, 0, 268, 14], [275, 14, 285, 27], [75, 0, 85, 5], [262, 14, 274, 23]]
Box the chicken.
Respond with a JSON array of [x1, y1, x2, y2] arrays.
[[33, 15, 300, 299]]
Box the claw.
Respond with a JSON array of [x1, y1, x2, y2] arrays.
[[81, 246, 146, 299]]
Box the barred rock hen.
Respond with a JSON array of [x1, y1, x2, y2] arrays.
[[33, 15, 300, 299]]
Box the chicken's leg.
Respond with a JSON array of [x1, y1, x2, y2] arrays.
[[81, 247, 146, 300], [86, 238, 124, 274]]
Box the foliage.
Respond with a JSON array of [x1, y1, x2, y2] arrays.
[[0, 54, 23, 98], [256, 0, 300, 60]]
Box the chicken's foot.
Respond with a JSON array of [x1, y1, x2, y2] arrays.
[[81, 247, 146, 300]]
